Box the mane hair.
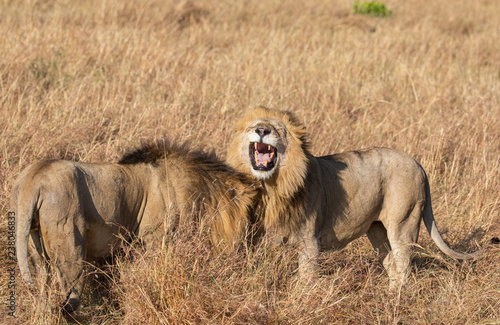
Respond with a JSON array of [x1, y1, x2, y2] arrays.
[[120, 138, 258, 247], [119, 139, 219, 166]]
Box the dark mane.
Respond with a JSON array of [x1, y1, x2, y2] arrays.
[[118, 139, 222, 167]]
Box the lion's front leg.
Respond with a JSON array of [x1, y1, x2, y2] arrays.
[[295, 207, 322, 279], [297, 235, 320, 278]]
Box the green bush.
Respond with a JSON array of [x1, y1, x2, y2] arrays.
[[353, 1, 392, 17]]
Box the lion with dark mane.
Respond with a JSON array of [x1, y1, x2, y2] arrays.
[[227, 107, 482, 289], [11, 140, 256, 313]]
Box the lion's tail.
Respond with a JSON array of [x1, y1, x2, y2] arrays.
[[11, 183, 40, 284], [422, 178, 483, 260]]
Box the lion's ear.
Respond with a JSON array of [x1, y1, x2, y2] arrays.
[[281, 114, 310, 153]]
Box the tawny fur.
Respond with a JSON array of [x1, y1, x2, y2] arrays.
[[11, 140, 256, 313], [227, 107, 482, 289]]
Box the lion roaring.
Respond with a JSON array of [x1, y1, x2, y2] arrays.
[[227, 107, 482, 288], [11, 141, 256, 313]]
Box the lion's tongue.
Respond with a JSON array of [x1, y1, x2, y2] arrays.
[[256, 153, 271, 166]]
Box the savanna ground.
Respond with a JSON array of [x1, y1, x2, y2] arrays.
[[1, 0, 499, 323]]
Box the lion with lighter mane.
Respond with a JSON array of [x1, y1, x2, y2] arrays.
[[11, 140, 256, 313], [227, 107, 482, 288]]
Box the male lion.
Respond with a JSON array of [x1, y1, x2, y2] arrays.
[[11, 141, 256, 313], [227, 107, 482, 289]]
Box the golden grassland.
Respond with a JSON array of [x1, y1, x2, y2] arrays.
[[0, 0, 499, 323]]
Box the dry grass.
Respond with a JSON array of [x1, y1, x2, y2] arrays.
[[1, 0, 499, 323]]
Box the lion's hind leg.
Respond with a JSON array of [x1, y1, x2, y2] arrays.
[[366, 221, 391, 262], [27, 230, 52, 296], [28, 230, 48, 278], [39, 204, 87, 314], [370, 202, 424, 290], [366, 222, 405, 289]]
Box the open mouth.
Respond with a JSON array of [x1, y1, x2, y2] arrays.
[[249, 142, 277, 171]]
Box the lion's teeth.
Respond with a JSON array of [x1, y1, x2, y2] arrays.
[[254, 143, 258, 150], [270, 152, 274, 159], [263, 160, 268, 167], [268, 145, 271, 151]]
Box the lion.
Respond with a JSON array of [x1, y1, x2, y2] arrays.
[[11, 140, 256, 313], [227, 107, 482, 289]]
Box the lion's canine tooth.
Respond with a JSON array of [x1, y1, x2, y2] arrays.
[[263, 160, 268, 167], [270, 152, 274, 159], [268, 145, 271, 151], [254, 143, 258, 150]]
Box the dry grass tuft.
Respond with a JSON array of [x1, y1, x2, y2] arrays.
[[1, 0, 499, 323]]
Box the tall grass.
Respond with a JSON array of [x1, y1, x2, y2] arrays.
[[1, 0, 499, 323]]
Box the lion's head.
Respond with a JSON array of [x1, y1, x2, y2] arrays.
[[227, 107, 311, 200]]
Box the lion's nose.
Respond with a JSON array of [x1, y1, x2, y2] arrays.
[[255, 127, 271, 137]]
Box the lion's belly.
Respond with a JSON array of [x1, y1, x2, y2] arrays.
[[318, 218, 375, 250], [317, 189, 383, 250]]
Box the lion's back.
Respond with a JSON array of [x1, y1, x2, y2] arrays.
[[320, 147, 423, 178], [318, 147, 427, 203], [10, 160, 133, 217]]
